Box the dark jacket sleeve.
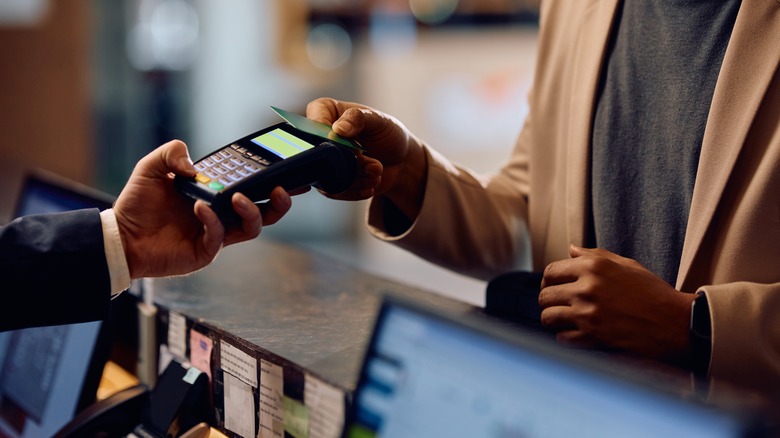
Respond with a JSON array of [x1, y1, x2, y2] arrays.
[[0, 209, 111, 331]]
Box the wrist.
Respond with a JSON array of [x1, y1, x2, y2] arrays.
[[385, 142, 428, 222], [114, 209, 144, 279], [100, 209, 132, 294]]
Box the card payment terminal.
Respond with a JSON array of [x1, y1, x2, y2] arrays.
[[174, 108, 360, 223]]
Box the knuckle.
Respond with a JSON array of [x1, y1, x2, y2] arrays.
[[542, 262, 556, 279], [578, 276, 600, 295], [582, 255, 615, 275], [538, 287, 558, 308], [580, 255, 601, 271], [573, 304, 601, 332], [539, 308, 555, 326]]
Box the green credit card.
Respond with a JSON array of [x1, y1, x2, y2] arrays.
[[271, 106, 365, 152]]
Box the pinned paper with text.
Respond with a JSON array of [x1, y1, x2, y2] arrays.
[[167, 311, 187, 360], [258, 359, 284, 438], [305, 374, 344, 438], [220, 340, 258, 388]]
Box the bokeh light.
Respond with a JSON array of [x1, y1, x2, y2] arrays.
[[305, 22, 353, 71], [409, 0, 458, 25], [126, 0, 200, 71]]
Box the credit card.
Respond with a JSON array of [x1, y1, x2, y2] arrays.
[[271, 106, 365, 151]]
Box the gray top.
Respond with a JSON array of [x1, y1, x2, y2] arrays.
[[590, 0, 741, 285], [150, 237, 476, 391]]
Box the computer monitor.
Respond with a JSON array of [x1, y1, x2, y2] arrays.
[[344, 295, 767, 437], [0, 169, 116, 438]]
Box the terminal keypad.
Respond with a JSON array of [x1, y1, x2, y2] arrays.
[[193, 144, 272, 192]]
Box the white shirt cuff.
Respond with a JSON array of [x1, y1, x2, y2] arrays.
[[100, 209, 132, 296]]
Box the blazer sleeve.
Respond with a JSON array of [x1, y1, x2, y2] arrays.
[[0, 209, 111, 331], [365, 140, 534, 281], [702, 283, 780, 393]]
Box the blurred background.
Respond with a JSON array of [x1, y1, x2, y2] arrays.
[[0, 0, 539, 306]]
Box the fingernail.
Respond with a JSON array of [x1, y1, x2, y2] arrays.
[[236, 195, 252, 210], [334, 120, 354, 136], [180, 157, 195, 175]]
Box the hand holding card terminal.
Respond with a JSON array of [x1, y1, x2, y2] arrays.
[[173, 114, 359, 223]]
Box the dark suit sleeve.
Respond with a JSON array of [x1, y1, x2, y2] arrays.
[[0, 209, 111, 331]]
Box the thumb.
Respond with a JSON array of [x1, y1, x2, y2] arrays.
[[148, 139, 197, 178]]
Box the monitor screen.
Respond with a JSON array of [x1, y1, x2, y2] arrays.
[[344, 296, 759, 438], [0, 169, 115, 438]]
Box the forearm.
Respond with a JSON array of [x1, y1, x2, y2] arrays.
[[701, 281, 780, 392], [0, 210, 111, 330], [382, 140, 429, 223], [368, 146, 532, 280]]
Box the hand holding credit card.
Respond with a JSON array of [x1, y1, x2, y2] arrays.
[[271, 106, 365, 152]]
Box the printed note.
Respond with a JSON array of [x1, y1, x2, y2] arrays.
[[305, 374, 344, 438], [258, 359, 284, 438], [167, 311, 187, 360], [221, 340, 258, 388]]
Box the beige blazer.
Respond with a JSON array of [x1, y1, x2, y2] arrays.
[[367, 0, 780, 392]]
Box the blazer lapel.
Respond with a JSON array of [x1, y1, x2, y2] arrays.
[[566, 0, 621, 246], [677, 0, 780, 289]]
